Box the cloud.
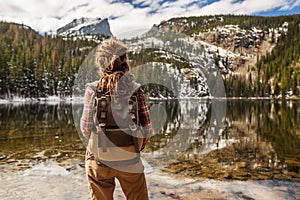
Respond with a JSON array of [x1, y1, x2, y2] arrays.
[[189, 0, 287, 15], [67, 3, 89, 13], [279, 0, 300, 10], [0, 0, 298, 35]]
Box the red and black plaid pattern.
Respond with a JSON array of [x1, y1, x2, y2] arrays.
[[136, 89, 152, 150]]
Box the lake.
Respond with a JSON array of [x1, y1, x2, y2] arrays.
[[0, 99, 299, 199]]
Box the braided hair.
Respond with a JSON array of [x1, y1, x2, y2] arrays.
[[95, 38, 130, 95]]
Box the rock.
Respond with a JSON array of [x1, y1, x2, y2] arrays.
[[286, 172, 300, 181], [0, 155, 7, 160], [236, 161, 247, 168], [285, 158, 300, 165], [56, 18, 113, 39], [273, 186, 289, 192]]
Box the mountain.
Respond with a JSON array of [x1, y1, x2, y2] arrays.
[[121, 31, 217, 98], [0, 21, 97, 99], [56, 17, 113, 39], [0, 14, 299, 99], [149, 14, 300, 98]]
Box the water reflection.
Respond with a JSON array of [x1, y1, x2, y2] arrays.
[[225, 100, 300, 158], [148, 99, 228, 159], [0, 100, 299, 181], [157, 100, 300, 181], [0, 103, 84, 166]]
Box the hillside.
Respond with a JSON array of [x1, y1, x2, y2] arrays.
[[0, 14, 299, 99], [0, 21, 97, 99], [155, 14, 300, 97]]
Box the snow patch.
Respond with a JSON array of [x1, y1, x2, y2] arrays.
[[23, 160, 69, 177]]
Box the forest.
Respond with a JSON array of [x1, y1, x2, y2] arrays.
[[0, 22, 97, 98], [162, 14, 300, 97], [0, 14, 299, 99], [255, 17, 300, 97]]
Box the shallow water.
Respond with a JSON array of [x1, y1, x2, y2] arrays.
[[0, 100, 299, 199], [0, 158, 299, 200]]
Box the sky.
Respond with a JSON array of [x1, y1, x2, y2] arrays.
[[0, 0, 299, 36]]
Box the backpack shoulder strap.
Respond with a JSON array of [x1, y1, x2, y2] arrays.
[[93, 82, 109, 152]]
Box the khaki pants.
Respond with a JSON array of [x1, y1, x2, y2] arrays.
[[86, 159, 149, 200]]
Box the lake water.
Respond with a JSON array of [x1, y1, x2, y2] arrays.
[[0, 99, 299, 199]]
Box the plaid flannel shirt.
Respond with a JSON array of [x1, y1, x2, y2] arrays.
[[80, 84, 152, 159]]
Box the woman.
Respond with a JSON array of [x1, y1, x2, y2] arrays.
[[80, 38, 152, 200]]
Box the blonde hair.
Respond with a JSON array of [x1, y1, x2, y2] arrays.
[[95, 38, 130, 95]]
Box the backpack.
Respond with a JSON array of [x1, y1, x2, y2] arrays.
[[87, 83, 144, 166]]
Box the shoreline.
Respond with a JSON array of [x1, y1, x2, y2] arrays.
[[0, 158, 298, 200], [1, 95, 300, 104]]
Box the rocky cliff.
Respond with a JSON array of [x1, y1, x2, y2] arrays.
[[56, 17, 113, 39]]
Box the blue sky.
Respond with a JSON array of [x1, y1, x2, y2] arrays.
[[0, 0, 299, 35]]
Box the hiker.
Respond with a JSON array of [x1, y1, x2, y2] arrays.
[[80, 38, 152, 200]]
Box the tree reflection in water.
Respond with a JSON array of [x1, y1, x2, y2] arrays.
[[0, 103, 84, 164], [0, 100, 299, 181], [148, 100, 300, 181]]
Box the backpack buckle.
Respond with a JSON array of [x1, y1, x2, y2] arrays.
[[129, 124, 137, 131], [99, 123, 106, 127]]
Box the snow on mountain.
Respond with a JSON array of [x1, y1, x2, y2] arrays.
[[56, 17, 113, 39], [123, 31, 220, 98]]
